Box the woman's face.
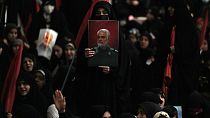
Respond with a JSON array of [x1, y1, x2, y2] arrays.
[[17, 81, 31, 96], [44, 4, 55, 14], [65, 46, 76, 61], [96, 8, 109, 16], [23, 57, 34, 72], [7, 28, 18, 43], [95, 7, 109, 20], [139, 35, 150, 49], [53, 45, 63, 58], [201, 40, 208, 51], [34, 72, 45, 89], [129, 34, 138, 44], [137, 113, 147, 118]]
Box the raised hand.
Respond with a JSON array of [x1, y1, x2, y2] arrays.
[[53, 90, 66, 113]]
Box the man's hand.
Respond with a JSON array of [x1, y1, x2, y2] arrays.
[[98, 66, 110, 74], [53, 90, 66, 113], [85, 48, 95, 58]]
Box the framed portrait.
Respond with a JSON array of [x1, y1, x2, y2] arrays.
[[88, 20, 119, 67]]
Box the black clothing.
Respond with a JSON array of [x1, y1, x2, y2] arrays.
[[88, 46, 118, 67], [27, 8, 69, 46], [12, 103, 42, 118], [14, 72, 48, 118], [76, 1, 130, 116], [53, 59, 79, 115], [168, 0, 200, 106], [137, 102, 161, 118]]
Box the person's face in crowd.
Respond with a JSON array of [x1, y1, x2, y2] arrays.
[[168, 6, 175, 16], [7, 28, 18, 43], [146, 11, 155, 21], [65, 45, 76, 60], [137, 113, 147, 118], [17, 81, 31, 96], [201, 40, 208, 51], [139, 35, 149, 49], [23, 57, 34, 72], [96, 8, 109, 16], [34, 72, 45, 89], [103, 111, 112, 118], [137, 108, 147, 118], [95, 7, 109, 20], [44, 4, 55, 14], [129, 34, 138, 44], [53, 45, 63, 59], [97, 31, 109, 47]]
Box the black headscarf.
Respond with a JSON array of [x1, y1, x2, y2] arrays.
[[137, 102, 161, 118], [14, 71, 48, 117], [90, 1, 117, 20]]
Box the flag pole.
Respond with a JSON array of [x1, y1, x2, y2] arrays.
[[61, 54, 76, 92]]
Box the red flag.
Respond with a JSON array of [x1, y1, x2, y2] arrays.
[[75, 0, 99, 47], [164, 54, 173, 79], [162, 26, 176, 100], [199, 10, 208, 48], [1, 45, 23, 113]]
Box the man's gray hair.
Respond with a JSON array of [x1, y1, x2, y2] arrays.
[[97, 29, 110, 40]]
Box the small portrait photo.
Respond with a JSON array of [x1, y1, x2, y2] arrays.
[[88, 20, 119, 67], [36, 28, 58, 60]]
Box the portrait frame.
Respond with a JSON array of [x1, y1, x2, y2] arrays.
[[88, 20, 119, 67]]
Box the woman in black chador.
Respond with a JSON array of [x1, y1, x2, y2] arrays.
[[130, 32, 157, 111], [76, 1, 130, 117], [27, 0, 69, 48]]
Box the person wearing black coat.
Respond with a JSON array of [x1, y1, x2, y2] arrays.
[[76, 1, 131, 117], [53, 41, 79, 116], [27, 0, 69, 48], [130, 32, 157, 111], [167, 0, 200, 106], [13, 71, 48, 118]]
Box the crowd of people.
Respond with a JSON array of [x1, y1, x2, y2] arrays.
[[0, 0, 210, 118]]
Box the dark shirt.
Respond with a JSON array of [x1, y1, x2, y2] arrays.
[[88, 46, 118, 67]]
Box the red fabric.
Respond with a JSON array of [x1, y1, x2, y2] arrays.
[[164, 26, 175, 81], [36, 2, 40, 13], [199, 10, 208, 48], [170, 26, 176, 46], [88, 21, 119, 49], [162, 26, 176, 100], [1, 45, 23, 113], [75, 0, 99, 47], [56, 0, 62, 10], [164, 54, 173, 80]]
